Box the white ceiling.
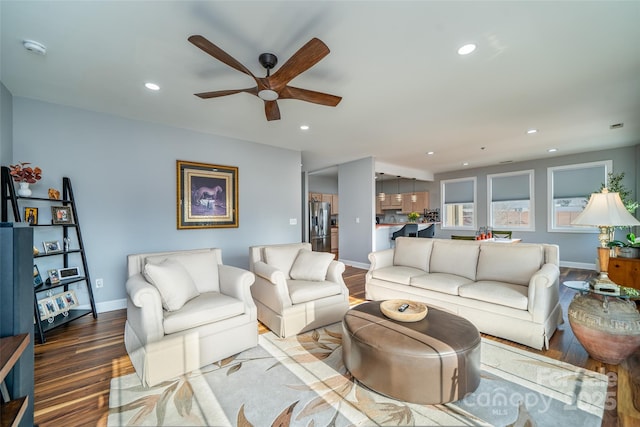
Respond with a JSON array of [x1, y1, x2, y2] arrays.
[[2, 1, 639, 178]]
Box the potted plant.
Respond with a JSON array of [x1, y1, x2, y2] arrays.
[[8, 162, 42, 197], [608, 233, 640, 258], [407, 212, 420, 222]]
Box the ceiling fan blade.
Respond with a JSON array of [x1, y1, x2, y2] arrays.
[[188, 35, 256, 78], [264, 101, 281, 121], [269, 38, 330, 88], [195, 87, 258, 99], [279, 86, 342, 106]]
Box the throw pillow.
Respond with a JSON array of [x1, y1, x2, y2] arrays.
[[289, 249, 335, 282], [264, 245, 306, 278], [146, 251, 220, 293], [143, 259, 200, 311]]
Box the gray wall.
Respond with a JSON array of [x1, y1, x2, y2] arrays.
[[338, 157, 375, 266], [308, 174, 338, 194], [0, 82, 12, 163], [11, 97, 302, 309], [429, 145, 639, 265]]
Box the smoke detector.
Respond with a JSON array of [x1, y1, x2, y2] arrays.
[[23, 40, 46, 55]]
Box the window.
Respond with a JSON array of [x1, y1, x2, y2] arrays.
[[487, 170, 534, 231], [441, 177, 476, 229], [547, 160, 612, 232]]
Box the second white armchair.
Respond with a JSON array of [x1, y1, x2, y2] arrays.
[[249, 242, 350, 338]]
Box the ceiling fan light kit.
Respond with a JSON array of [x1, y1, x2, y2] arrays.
[[188, 35, 342, 121]]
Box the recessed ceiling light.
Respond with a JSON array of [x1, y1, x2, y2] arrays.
[[547, 148, 558, 153], [462, 162, 469, 166], [426, 151, 434, 155], [458, 44, 476, 55], [300, 125, 309, 131], [144, 82, 160, 91], [526, 129, 538, 134]]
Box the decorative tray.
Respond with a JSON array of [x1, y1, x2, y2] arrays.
[[380, 299, 428, 322]]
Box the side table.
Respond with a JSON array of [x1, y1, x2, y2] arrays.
[[568, 290, 640, 364]]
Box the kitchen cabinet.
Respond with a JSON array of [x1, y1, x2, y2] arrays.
[[401, 192, 429, 213], [331, 194, 339, 215], [609, 257, 640, 289], [381, 194, 402, 210], [309, 192, 322, 202]]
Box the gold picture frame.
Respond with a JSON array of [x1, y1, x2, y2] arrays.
[[177, 160, 238, 229]]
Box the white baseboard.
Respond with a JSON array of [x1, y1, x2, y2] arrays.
[[559, 261, 596, 270], [339, 259, 370, 270], [95, 298, 127, 313]]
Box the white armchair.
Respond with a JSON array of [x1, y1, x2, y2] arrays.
[[249, 242, 350, 338], [124, 248, 257, 387]]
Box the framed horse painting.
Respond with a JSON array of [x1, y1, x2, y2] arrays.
[[177, 160, 238, 229]]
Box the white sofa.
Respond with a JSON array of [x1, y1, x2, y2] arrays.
[[125, 248, 257, 387], [366, 237, 562, 350], [249, 242, 350, 338]]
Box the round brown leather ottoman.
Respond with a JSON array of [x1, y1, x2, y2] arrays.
[[342, 301, 481, 404]]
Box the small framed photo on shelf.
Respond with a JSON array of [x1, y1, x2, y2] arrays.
[[63, 290, 78, 309], [51, 206, 73, 224], [37, 301, 50, 321], [47, 269, 60, 285], [43, 298, 57, 321], [54, 294, 67, 312], [43, 240, 62, 254], [24, 207, 38, 225], [33, 265, 44, 287]]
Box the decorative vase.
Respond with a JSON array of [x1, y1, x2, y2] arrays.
[[17, 182, 32, 197], [568, 292, 640, 364]]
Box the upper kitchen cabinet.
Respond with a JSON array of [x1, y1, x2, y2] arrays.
[[400, 192, 429, 213], [309, 192, 322, 202], [380, 194, 402, 210], [331, 194, 338, 215]]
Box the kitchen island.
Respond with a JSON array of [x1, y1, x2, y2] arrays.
[[375, 222, 436, 251]]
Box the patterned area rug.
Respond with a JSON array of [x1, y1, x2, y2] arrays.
[[108, 323, 607, 426]]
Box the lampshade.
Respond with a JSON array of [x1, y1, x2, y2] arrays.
[[571, 189, 640, 227]]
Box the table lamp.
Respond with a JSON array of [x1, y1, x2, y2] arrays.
[[571, 188, 640, 287]]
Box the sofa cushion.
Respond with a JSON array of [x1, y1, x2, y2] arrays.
[[146, 251, 220, 293], [264, 246, 304, 279], [430, 240, 480, 281], [393, 237, 433, 272], [371, 266, 427, 285], [163, 292, 245, 334], [143, 259, 200, 311], [410, 272, 473, 295], [287, 280, 344, 304], [289, 250, 335, 281], [476, 244, 544, 286], [458, 281, 528, 310]]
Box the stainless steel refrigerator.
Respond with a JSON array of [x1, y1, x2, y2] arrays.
[[309, 201, 331, 252]]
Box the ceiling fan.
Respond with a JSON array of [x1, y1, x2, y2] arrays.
[[188, 35, 342, 121]]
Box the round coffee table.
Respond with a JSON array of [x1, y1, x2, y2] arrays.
[[342, 301, 481, 404]]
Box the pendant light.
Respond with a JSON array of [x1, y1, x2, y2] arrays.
[[378, 173, 386, 201], [411, 178, 417, 203], [395, 176, 402, 202]]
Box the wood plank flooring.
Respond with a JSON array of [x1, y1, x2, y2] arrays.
[[32, 266, 639, 427]]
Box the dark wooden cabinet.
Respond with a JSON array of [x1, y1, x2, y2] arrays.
[[609, 257, 640, 289]]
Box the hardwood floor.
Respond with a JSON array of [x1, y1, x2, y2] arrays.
[[33, 266, 639, 426]]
